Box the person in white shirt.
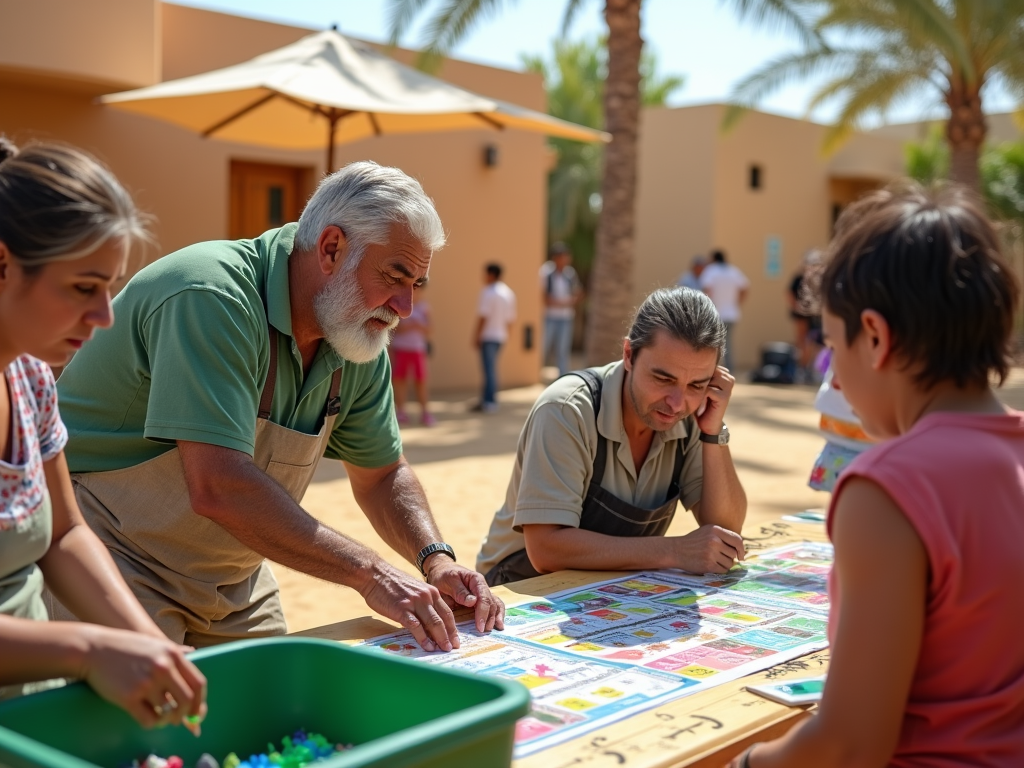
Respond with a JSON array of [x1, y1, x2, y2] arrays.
[[539, 242, 582, 376], [473, 263, 517, 413], [698, 249, 750, 371]]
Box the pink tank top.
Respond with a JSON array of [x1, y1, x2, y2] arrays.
[[828, 410, 1024, 767]]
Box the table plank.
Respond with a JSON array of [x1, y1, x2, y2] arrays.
[[294, 519, 830, 767]]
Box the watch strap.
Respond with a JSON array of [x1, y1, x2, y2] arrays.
[[416, 542, 456, 576], [699, 424, 729, 445]]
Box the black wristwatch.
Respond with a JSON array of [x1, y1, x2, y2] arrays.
[[416, 542, 456, 576], [699, 423, 730, 446]]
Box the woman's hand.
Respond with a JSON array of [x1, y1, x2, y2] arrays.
[[78, 625, 207, 730]]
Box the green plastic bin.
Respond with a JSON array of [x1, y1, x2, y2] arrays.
[[0, 637, 530, 768]]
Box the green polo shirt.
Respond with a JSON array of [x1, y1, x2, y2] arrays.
[[58, 224, 403, 473]]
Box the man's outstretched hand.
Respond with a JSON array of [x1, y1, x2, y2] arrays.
[[424, 556, 506, 634]]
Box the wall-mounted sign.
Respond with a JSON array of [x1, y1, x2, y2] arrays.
[[765, 236, 782, 279]]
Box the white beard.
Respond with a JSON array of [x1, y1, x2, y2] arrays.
[[313, 268, 399, 364]]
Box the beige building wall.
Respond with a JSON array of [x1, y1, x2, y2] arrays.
[[634, 107, 718, 301], [0, 1, 547, 392], [636, 105, 914, 370], [0, 0, 159, 90], [710, 109, 835, 369]]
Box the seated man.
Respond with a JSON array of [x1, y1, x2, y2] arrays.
[[477, 287, 747, 586], [53, 161, 502, 651]]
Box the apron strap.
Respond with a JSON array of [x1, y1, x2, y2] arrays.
[[259, 326, 343, 424], [257, 326, 279, 421], [556, 368, 608, 485], [665, 437, 685, 502], [325, 368, 342, 418]]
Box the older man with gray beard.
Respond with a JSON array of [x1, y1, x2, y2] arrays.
[[53, 162, 503, 651]]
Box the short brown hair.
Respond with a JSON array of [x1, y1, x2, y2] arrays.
[[822, 183, 1019, 388]]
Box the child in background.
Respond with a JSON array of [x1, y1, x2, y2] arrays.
[[729, 184, 1024, 768], [390, 288, 434, 426], [808, 354, 872, 492], [0, 139, 206, 728]]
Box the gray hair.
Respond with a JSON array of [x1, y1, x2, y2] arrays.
[[627, 287, 726, 362], [0, 138, 150, 272], [295, 161, 446, 262]]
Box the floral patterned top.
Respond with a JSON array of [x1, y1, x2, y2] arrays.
[[0, 356, 68, 699], [1, 355, 67, 534]]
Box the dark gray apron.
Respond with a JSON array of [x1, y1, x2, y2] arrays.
[[484, 369, 685, 586]]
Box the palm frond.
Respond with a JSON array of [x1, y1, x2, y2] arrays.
[[409, 0, 512, 71], [560, 0, 589, 37], [724, 0, 823, 47], [820, 66, 922, 151], [803, 43, 940, 115], [897, 0, 974, 78], [722, 46, 850, 130], [385, 0, 435, 44]]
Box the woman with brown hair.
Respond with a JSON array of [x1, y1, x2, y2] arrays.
[[0, 138, 206, 729]]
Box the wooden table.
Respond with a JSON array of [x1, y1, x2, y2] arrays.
[[295, 519, 829, 768]]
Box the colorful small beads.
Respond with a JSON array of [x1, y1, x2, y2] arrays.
[[124, 729, 351, 768]]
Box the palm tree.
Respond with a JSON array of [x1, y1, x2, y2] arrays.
[[387, 0, 644, 364], [522, 36, 684, 286], [727, 0, 1024, 192]]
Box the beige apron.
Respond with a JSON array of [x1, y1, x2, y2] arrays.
[[50, 327, 342, 647]]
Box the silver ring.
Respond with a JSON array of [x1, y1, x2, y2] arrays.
[[153, 698, 177, 717]]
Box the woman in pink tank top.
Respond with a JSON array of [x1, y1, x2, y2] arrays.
[[730, 185, 1024, 768]]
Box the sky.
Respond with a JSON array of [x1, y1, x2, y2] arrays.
[[173, 0, 1017, 126]]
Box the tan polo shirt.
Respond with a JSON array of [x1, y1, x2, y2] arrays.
[[476, 361, 704, 575]]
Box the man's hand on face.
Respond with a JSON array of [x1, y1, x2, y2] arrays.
[[424, 556, 506, 634], [695, 365, 735, 436], [358, 561, 460, 652]]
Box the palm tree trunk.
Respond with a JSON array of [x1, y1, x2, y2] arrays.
[[945, 78, 986, 193], [584, 0, 643, 365]]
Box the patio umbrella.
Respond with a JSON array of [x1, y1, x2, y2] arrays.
[[101, 29, 608, 170]]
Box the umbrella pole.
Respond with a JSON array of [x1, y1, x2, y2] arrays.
[[326, 110, 339, 173]]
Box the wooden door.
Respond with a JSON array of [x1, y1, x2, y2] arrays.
[[229, 161, 306, 240]]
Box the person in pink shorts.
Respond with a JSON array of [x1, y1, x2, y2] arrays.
[[730, 184, 1024, 768], [390, 290, 434, 426]]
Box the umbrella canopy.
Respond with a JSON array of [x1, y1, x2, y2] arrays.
[[101, 30, 609, 169]]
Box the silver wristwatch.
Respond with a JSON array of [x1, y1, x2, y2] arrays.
[[698, 423, 729, 446], [416, 542, 456, 576]]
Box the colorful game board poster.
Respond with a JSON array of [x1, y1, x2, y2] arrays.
[[361, 542, 833, 757], [364, 627, 697, 755], [664, 541, 834, 613]]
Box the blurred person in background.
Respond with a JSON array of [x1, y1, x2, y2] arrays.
[[677, 254, 706, 291], [699, 250, 749, 371], [788, 249, 825, 383], [539, 242, 582, 377], [390, 284, 434, 426], [473, 263, 516, 413]]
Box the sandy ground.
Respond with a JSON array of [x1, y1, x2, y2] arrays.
[[274, 366, 1024, 634]]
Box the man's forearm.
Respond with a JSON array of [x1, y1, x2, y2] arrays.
[[347, 458, 444, 567], [694, 444, 747, 532], [189, 457, 382, 590], [524, 526, 674, 573]]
